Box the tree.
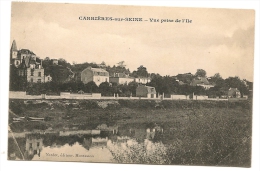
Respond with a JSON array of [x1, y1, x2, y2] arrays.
[[9, 65, 27, 91], [131, 65, 149, 78], [99, 82, 112, 96], [117, 84, 131, 97], [195, 69, 207, 77], [106, 65, 131, 76], [193, 86, 206, 96], [206, 86, 226, 98], [128, 81, 139, 96], [117, 61, 126, 68], [147, 74, 179, 96], [225, 76, 249, 97], [147, 74, 163, 94], [58, 58, 70, 67], [71, 62, 99, 73], [177, 84, 193, 96], [44, 57, 50, 61], [176, 73, 194, 84], [85, 81, 99, 93], [26, 82, 47, 95], [209, 73, 222, 84]]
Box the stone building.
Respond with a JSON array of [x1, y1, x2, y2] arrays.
[[136, 85, 156, 98], [10, 40, 51, 83], [134, 77, 151, 84], [81, 66, 109, 86], [190, 76, 214, 90], [109, 73, 134, 85]]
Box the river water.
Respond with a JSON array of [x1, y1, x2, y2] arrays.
[[8, 122, 169, 164]]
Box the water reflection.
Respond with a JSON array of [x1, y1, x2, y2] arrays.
[[8, 123, 166, 163], [25, 134, 43, 159]]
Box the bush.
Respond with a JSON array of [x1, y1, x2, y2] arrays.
[[9, 100, 25, 115], [25, 101, 49, 110], [118, 100, 136, 108], [106, 103, 120, 110], [84, 100, 99, 109]]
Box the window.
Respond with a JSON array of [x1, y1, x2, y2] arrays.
[[29, 143, 32, 148], [16, 61, 19, 65], [37, 79, 41, 83], [18, 70, 22, 76], [30, 78, 33, 83], [37, 142, 40, 147], [48, 77, 50, 80], [31, 69, 34, 76], [38, 72, 41, 77]]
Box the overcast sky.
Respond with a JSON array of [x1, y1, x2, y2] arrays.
[[10, 2, 255, 81]]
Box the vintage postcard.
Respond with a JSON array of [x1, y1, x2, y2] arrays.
[[7, 1, 255, 168]]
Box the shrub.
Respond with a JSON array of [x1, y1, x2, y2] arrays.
[[83, 100, 100, 109], [118, 100, 136, 108], [9, 100, 25, 115], [106, 103, 120, 110]]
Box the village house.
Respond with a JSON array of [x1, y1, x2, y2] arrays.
[[81, 66, 109, 86], [136, 85, 156, 98], [175, 79, 186, 85], [134, 77, 151, 84], [228, 88, 241, 98], [20, 61, 45, 83], [109, 73, 134, 85], [10, 40, 51, 83], [190, 76, 214, 90], [44, 75, 52, 82]]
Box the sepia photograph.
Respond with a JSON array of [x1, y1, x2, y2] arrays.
[[1, 1, 259, 171]]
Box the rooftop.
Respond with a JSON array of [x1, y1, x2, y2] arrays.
[[90, 67, 108, 73]]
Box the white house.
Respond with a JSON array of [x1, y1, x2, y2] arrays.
[[81, 67, 109, 86], [109, 73, 134, 85], [134, 77, 151, 84]]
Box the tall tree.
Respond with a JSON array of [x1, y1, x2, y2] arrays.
[[128, 81, 139, 96], [99, 82, 112, 96], [195, 69, 207, 77], [225, 76, 249, 97], [9, 65, 27, 91], [131, 65, 149, 78], [209, 73, 223, 85], [117, 61, 126, 68], [85, 81, 99, 93]]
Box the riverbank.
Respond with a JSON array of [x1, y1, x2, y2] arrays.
[[8, 99, 251, 130], [8, 99, 252, 167]]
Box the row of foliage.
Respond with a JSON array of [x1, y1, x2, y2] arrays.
[[10, 57, 253, 98], [10, 77, 252, 99], [24, 81, 139, 96]]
